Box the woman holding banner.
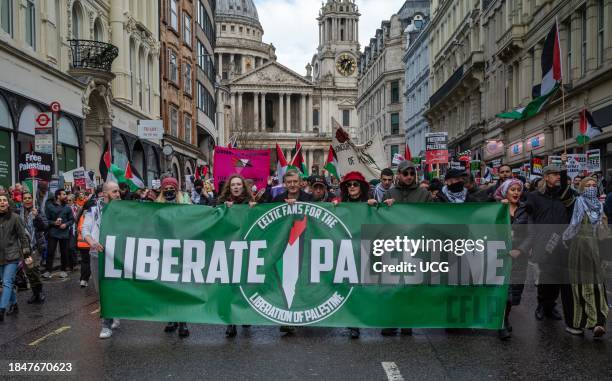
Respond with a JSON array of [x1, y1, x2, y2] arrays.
[[218, 174, 256, 337], [562, 177, 609, 339], [495, 179, 531, 340]]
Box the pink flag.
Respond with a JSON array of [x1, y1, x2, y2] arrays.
[[213, 147, 270, 192]]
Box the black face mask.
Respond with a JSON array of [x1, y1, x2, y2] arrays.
[[195, 187, 203, 194], [448, 181, 465, 193], [164, 190, 176, 200]]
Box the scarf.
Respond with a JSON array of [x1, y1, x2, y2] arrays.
[[374, 183, 391, 203], [494, 179, 523, 201], [441, 185, 468, 203], [562, 187, 603, 241]]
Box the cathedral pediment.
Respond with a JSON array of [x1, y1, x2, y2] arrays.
[[230, 62, 313, 87]]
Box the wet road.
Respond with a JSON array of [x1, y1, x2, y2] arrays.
[[1, 269, 612, 380]]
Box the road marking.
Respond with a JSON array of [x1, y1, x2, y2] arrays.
[[381, 362, 404, 381], [28, 326, 71, 346], [90, 308, 100, 315]]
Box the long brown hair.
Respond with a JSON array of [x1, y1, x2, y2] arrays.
[[218, 174, 253, 204]]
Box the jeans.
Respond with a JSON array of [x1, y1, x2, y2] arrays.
[[0, 263, 19, 309], [46, 237, 70, 272], [90, 252, 113, 328]]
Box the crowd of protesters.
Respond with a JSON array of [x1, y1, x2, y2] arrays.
[[0, 156, 611, 344]]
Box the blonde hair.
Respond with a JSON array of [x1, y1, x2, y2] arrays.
[[578, 176, 597, 194]]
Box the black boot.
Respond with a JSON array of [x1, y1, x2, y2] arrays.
[[164, 322, 178, 332], [381, 328, 398, 336], [178, 323, 189, 338], [27, 285, 45, 304], [6, 303, 18, 315], [535, 304, 544, 321], [349, 327, 360, 339], [0, 308, 4, 322], [226, 325, 237, 337]]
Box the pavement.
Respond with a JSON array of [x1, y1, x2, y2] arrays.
[[1, 268, 612, 381]]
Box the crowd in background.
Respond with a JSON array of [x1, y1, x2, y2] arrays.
[[1, 157, 612, 342]]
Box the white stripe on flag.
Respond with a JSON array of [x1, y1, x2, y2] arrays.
[[541, 69, 556, 96]]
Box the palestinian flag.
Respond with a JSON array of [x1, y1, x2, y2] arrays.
[[125, 161, 145, 191], [275, 144, 288, 180], [324, 145, 339, 180], [576, 109, 603, 145], [495, 84, 559, 120], [99, 142, 112, 181], [291, 139, 308, 176], [497, 22, 561, 121], [540, 21, 562, 97], [404, 143, 412, 162]]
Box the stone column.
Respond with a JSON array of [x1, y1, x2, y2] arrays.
[[606, 0, 612, 63], [278, 93, 285, 132], [534, 43, 543, 85], [254, 92, 260, 132], [571, 11, 581, 79], [356, 21, 359, 41], [230, 92, 236, 130], [261, 92, 267, 131], [586, 0, 598, 71], [520, 54, 531, 104], [300, 94, 307, 132], [237, 92, 243, 129], [286, 94, 292, 132], [218, 53, 223, 77], [307, 95, 313, 132]]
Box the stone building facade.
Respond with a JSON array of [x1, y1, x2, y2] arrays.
[[0, 0, 161, 189]]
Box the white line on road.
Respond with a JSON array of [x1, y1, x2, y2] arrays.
[[90, 308, 100, 315], [381, 362, 404, 381], [28, 326, 71, 346]]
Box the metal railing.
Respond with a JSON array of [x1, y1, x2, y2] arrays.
[[68, 39, 118, 72]]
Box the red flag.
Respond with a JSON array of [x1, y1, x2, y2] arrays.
[[404, 143, 412, 162], [99, 142, 112, 181]]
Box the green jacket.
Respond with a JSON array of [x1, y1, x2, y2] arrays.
[[0, 212, 29, 265], [383, 181, 432, 203]]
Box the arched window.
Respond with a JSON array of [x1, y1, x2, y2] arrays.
[[146, 146, 160, 186], [94, 18, 103, 41], [17, 104, 39, 157], [58, 116, 79, 172], [132, 140, 145, 179], [0, 95, 12, 130], [71, 2, 82, 39], [0, 95, 13, 188]]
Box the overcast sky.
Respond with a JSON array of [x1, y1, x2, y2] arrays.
[[254, 0, 404, 75]]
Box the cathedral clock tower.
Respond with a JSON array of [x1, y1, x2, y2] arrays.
[[312, 0, 360, 88]]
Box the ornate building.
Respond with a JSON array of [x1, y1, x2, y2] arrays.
[[0, 0, 161, 189], [357, 1, 429, 166], [215, 0, 361, 173]]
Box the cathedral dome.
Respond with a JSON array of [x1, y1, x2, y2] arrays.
[[216, 0, 261, 29]]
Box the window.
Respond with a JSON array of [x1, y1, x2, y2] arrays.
[[170, 107, 178, 137], [168, 50, 178, 83], [390, 145, 398, 163], [197, 39, 205, 67], [391, 113, 400, 134], [313, 109, 319, 126], [197, 81, 206, 110], [197, 0, 205, 27], [25, 0, 35, 49], [183, 13, 191, 46], [222, 25, 226, 31], [184, 63, 192, 95], [581, 8, 587, 76], [565, 19, 571, 82], [342, 110, 350, 127], [597, 0, 604, 67], [169, 0, 178, 30], [71, 4, 80, 39], [231, 25, 235, 32], [184, 115, 192, 144], [0, 0, 12, 36], [391, 80, 400, 103]]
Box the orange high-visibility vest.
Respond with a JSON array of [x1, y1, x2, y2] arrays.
[[77, 215, 90, 250]]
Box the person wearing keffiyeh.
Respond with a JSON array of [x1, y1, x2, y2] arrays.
[[561, 177, 609, 339]]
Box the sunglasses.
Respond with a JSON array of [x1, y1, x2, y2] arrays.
[[346, 181, 361, 188], [401, 170, 416, 176]]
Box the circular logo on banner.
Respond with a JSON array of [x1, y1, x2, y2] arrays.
[[36, 113, 50, 127], [50, 101, 61, 113], [240, 203, 355, 326]]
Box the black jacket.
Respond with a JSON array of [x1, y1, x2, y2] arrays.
[[44, 201, 75, 239], [525, 174, 575, 264], [272, 190, 312, 203]]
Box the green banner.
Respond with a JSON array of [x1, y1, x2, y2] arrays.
[[100, 202, 511, 329]]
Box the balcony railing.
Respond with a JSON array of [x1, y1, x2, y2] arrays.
[[68, 40, 118, 72]]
